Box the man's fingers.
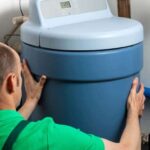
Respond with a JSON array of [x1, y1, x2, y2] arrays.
[[22, 59, 27, 70], [22, 59, 32, 76], [144, 96, 146, 102], [39, 75, 47, 87], [137, 83, 144, 97], [140, 110, 144, 117], [130, 77, 138, 94], [142, 104, 145, 110], [22, 59, 34, 82]]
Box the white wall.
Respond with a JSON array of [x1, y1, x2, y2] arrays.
[[0, 0, 29, 42], [107, 0, 150, 88], [131, 0, 150, 88], [0, 0, 150, 87]]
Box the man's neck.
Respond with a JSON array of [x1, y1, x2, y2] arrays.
[[0, 103, 16, 110], [0, 96, 16, 110]]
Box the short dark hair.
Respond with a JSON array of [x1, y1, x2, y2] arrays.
[[0, 43, 17, 87]]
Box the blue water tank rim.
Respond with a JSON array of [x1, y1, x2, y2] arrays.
[[144, 87, 150, 98], [22, 43, 143, 81]]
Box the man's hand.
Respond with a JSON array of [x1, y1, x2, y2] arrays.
[[127, 78, 145, 117], [19, 59, 46, 119], [103, 78, 145, 150], [22, 59, 46, 104]]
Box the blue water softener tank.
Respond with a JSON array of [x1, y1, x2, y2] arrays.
[[21, 0, 143, 141]]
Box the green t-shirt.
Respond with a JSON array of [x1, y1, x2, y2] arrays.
[[0, 110, 105, 150]]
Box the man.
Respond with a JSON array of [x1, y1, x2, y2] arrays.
[[0, 42, 145, 150]]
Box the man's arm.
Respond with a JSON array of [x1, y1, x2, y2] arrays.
[[18, 60, 46, 119], [102, 78, 145, 150], [18, 61, 145, 150]]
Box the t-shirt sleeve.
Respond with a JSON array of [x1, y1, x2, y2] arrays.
[[46, 118, 105, 150]]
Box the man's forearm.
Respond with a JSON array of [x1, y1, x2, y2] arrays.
[[18, 99, 37, 119], [120, 111, 141, 150]]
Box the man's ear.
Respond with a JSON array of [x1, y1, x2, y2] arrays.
[[6, 74, 15, 94]]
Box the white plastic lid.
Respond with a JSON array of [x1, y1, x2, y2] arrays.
[[40, 17, 143, 50], [21, 0, 143, 50]]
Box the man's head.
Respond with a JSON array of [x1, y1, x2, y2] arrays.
[[0, 43, 22, 108]]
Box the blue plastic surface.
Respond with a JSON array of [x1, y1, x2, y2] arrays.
[[22, 43, 143, 142], [144, 87, 150, 98], [22, 43, 143, 81]]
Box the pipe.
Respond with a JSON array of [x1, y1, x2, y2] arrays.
[[117, 0, 131, 18], [4, 16, 28, 45], [144, 87, 150, 99]]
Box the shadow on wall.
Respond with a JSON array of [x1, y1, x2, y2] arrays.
[[0, 10, 22, 51], [0, 1, 28, 45]]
